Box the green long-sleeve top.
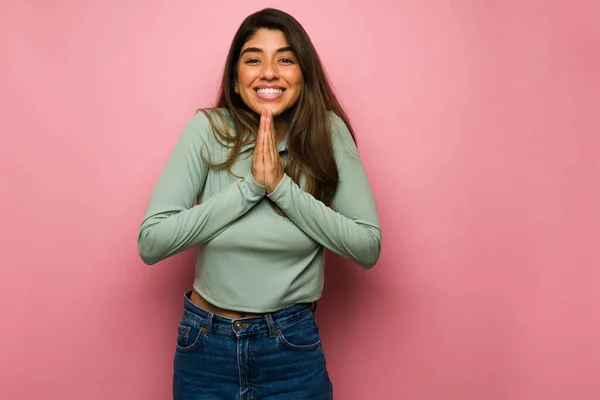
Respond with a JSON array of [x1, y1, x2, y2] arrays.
[[138, 108, 381, 312]]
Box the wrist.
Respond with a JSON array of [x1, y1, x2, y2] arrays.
[[267, 174, 289, 198]]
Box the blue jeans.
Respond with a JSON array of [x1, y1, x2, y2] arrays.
[[173, 291, 333, 399]]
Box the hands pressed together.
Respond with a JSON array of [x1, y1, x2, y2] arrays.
[[251, 108, 285, 194]]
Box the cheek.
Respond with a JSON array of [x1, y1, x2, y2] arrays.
[[291, 77, 303, 96], [289, 70, 303, 88], [237, 68, 254, 87]]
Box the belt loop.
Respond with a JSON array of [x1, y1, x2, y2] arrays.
[[265, 314, 277, 338], [204, 312, 214, 336], [312, 301, 318, 314]]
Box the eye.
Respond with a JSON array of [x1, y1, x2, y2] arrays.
[[245, 58, 260, 64], [279, 57, 294, 64]]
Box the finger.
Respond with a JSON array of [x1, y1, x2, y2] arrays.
[[263, 111, 269, 157], [270, 110, 278, 163], [258, 109, 268, 159], [264, 110, 270, 164], [268, 109, 276, 161], [268, 111, 274, 160], [259, 108, 266, 146]]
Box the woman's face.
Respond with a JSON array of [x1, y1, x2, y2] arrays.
[[235, 29, 303, 117]]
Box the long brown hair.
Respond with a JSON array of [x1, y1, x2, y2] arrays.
[[199, 8, 356, 206]]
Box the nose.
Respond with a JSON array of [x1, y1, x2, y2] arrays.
[[260, 60, 279, 80]]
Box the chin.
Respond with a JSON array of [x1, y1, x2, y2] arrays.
[[269, 107, 284, 117], [249, 103, 283, 116], [244, 99, 297, 117]]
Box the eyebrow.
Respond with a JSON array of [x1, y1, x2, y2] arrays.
[[240, 46, 295, 56]]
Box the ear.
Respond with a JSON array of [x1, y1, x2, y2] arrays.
[[234, 82, 239, 94]]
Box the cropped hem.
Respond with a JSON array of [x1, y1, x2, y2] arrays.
[[192, 284, 323, 313]]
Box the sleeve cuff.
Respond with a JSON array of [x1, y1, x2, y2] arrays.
[[243, 170, 267, 198], [267, 174, 292, 202]]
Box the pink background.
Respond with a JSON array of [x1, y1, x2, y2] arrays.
[[1, 1, 599, 399]]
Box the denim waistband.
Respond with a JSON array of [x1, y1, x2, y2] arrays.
[[181, 291, 316, 337]]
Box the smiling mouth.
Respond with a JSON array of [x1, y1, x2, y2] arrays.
[[254, 87, 286, 101], [255, 88, 285, 95]]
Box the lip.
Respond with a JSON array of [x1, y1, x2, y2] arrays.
[[254, 85, 286, 101], [254, 85, 286, 90]]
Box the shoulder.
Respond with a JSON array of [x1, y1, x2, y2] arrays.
[[326, 111, 360, 161], [327, 111, 356, 145], [187, 108, 231, 134], [327, 111, 354, 143], [327, 110, 347, 132], [184, 107, 233, 140]]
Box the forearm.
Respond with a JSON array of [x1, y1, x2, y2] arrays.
[[267, 174, 381, 269], [138, 171, 265, 265]]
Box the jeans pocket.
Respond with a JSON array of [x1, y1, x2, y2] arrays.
[[175, 313, 203, 353], [277, 311, 322, 351]]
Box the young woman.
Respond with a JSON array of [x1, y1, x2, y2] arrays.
[[138, 7, 381, 400]]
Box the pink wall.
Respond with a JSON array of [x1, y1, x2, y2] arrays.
[[2, 1, 599, 399]]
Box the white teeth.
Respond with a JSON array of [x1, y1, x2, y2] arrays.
[[256, 88, 283, 94]]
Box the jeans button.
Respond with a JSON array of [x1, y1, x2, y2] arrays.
[[234, 321, 242, 331]]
